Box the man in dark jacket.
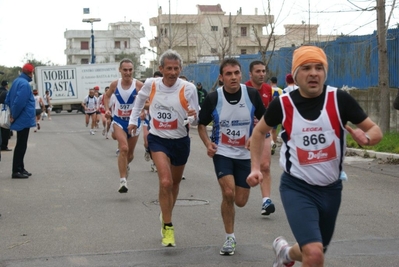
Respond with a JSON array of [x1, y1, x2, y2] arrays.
[[5, 63, 36, 179], [0, 80, 12, 152], [196, 82, 208, 108], [394, 87, 399, 110]]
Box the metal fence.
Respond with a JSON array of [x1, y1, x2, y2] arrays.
[[182, 28, 399, 92]]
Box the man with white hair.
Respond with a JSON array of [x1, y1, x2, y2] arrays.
[[247, 45, 383, 267]]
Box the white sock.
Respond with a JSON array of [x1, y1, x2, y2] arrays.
[[283, 246, 292, 263], [226, 233, 235, 240], [120, 178, 126, 183]]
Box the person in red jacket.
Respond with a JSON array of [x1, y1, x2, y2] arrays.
[[244, 60, 275, 217]]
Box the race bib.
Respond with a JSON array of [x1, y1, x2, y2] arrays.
[[117, 104, 132, 117], [221, 127, 247, 147], [293, 130, 337, 165], [152, 109, 178, 130]]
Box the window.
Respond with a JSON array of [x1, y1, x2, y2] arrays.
[[211, 26, 218, 31], [241, 27, 247, 37], [115, 41, 121, 49], [124, 41, 129, 49], [81, 41, 89, 50], [223, 27, 229, 37], [81, 58, 89, 64], [240, 49, 247, 55], [211, 48, 217, 54]]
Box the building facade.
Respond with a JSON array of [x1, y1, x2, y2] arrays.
[[148, 4, 338, 66], [64, 21, 145, 65]]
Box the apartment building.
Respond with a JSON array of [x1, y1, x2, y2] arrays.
[[64, 21, 145, 65], [149, 4, 274, 65], [148, 4, 338, 65]]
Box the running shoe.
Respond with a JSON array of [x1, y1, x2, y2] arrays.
[[116, 149, 120, 157], [162, 226, 176, 247], [144, 149, 151, 162], [126, 165, 130, 179], [118, 180, 128, 193], [220, 236, 236, 255], [261, 199, 276, 216], [271, 142, 277, 155], [151, 162, 157, 172], [159, 212, 165, 238], [272, 236, 295, 267], [102, 128, 106, 136], [37, 123, 41, 130], [90, 130, 95, 135]]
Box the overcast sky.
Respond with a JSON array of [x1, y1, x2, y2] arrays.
[[0, 0, 397, 68]]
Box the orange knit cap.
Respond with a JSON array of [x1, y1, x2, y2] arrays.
[[291, 46, 328, 81]]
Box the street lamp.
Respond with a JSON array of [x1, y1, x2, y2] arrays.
[[82, 18, 101, 64]]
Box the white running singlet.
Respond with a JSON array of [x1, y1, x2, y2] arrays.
[[212, 85, 254, 159], [113, 78, 137, 120], [147, 79, 189, 138], [83, 96, 98, 113], [279, 86, 346, 186]]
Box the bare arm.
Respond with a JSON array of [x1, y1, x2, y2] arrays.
[[246, 118, 273, 187], [345, 117, 383, 146], [197, 124, 217, 158]]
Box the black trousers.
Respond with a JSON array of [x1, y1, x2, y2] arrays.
[[1, 127, 10, 149], [12, 128, 30, 173]]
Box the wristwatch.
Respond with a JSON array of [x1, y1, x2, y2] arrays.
[[365, 133, 371, 146]]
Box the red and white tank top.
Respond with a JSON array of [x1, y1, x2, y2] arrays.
[[279, 86, 346, 186]]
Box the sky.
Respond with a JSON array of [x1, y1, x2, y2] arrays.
[[0, 0, 397, 68]]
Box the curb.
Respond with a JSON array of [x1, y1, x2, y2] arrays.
[[346, 147, 399, 160]]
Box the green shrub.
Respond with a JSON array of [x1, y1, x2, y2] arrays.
[[346, 131, 399, 154]]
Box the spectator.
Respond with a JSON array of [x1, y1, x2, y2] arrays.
[[5, 63, 36, 179], [196, 82, 208, 107], [393, 87, 399, 110], [0, 80, 12, 151]]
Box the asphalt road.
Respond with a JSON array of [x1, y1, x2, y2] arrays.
[[0, 112, 398, 267]]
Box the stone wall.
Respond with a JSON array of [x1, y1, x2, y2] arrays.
[[347, 88, 399, 132]]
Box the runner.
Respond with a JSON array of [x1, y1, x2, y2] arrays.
[[81, 88, 98, 135], [33, 89, 45, 132], [104, 58, 143, 193], [98, 86, 111, 139], [128, 49, 199, 247]]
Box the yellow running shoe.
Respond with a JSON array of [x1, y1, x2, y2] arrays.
[[162, 226, 176, 247], [159, 213, 165, 237]]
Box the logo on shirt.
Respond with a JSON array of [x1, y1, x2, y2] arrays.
[[302, 127, 323, 132], [220, 120, 230, 127]]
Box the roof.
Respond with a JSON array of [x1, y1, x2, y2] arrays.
[[197, 4, 224, 13]]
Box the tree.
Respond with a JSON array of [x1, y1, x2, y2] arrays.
[[376, 0, 390, 133]]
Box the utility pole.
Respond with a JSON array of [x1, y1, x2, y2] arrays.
[[308, 0, 311, 43], [228, 13, 232, 57], [168, 0, 172, 49], [186, 21, 190, 64], [376, 0, 390, 132]]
